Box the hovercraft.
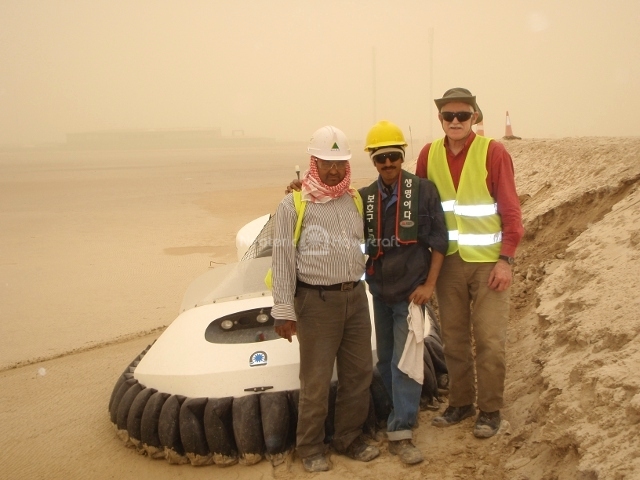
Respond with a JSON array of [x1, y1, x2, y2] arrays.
[[108, 214, 448, 467]]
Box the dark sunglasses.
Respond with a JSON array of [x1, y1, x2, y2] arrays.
[[373, 152, 403, 164], [441, 111, 474, 122]]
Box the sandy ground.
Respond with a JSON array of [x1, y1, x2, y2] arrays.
[[1, 137, 639, 480]]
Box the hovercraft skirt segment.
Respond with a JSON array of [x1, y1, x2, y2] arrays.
[[204, 397, 237, 466]]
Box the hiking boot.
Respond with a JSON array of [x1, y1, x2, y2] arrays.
[[431, 404, 476, 427], [302, 453, 330, 472], [344, 435, 380, 462], [388, 439, 424, 465], [420, 396, 440, 411], [473, 410, 501, 438]]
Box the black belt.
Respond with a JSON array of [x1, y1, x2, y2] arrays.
[[297, 280, 360, 292]]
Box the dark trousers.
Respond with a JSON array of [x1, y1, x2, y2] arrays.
[[294, 282, 373, 458]]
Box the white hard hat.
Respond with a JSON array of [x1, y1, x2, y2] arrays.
[[307, 125, 352, 161]]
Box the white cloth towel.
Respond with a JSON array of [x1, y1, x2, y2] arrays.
[[398, 301, 426, 384]]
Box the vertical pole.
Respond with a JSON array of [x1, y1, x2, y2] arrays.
[[372, 47, 377, 125], [409, 125, 414, 160], [428, 27, 434, 142]]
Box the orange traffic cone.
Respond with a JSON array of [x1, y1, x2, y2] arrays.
[[476, 120, 485, 136], [503, 111, 521, 140], [505, 111, 514, 137]]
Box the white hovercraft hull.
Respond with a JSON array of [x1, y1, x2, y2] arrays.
[[133, 254, 377, 399], [134, 295, 377, 399], [108, 214, 447, 467]]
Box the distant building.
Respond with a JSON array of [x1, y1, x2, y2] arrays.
[[65, 128, 274, 149]]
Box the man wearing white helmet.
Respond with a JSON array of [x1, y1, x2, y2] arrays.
[[271, 126, 380, 472]]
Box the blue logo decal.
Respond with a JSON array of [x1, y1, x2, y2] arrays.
[[250, 351, 267, 367]]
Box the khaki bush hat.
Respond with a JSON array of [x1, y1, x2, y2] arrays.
[[434, 87, 483, 124]]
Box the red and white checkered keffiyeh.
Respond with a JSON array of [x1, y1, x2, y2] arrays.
[[300, 156, 355, 203]]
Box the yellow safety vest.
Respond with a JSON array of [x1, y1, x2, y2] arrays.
[[264, 189, 363, 289], [427, 136, 502, 262]]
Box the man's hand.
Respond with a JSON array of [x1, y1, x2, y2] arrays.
[[409, 282, 435, 305], [488, 260, 513, 292], [275, 320, 297, 342], [285, 179, 303, 194]]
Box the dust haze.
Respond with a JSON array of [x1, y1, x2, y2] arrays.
[[1, 0, 639, 147]]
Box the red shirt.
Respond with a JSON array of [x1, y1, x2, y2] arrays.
[[415, 132, 524, 257]]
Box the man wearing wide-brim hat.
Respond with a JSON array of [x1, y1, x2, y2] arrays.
[[415, 87, 524, 438]]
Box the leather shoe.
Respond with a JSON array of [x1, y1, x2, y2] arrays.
[[344, 435, 380, 462], [388, 439, 423, 465], [473, 410, 501, 438], [431, 404, 476, 427], [302, 453, 330, 472]]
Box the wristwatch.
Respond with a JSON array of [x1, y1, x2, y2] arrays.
[[499, 255, 515, 265]]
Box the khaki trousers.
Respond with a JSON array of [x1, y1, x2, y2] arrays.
[[294, 282, 373, 458], [436, 253, 510, 412]]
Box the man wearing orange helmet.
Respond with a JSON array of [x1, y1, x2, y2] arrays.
[[416, 88, 524, 438], [362, 120, 448, 465]]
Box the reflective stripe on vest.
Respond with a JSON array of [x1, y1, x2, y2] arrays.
[[426, 136, 502, 262], [441, 200, 498, 217], [449, 230, 503, 245]]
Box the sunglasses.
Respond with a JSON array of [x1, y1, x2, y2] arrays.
[[373, 152, 403, 164], [440, 111, 474, 122]]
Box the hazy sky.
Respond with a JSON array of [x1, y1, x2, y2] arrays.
[[1, 0, 639, 145]]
